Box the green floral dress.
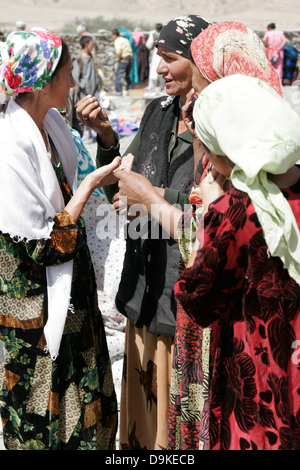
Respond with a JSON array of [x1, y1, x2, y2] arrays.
[[0, 153, 118, 450]]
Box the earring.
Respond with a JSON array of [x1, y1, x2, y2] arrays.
[[208, 174, 215, 185]]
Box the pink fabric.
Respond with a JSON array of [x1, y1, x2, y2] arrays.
[[263, 30, 286, 79], [191, 21, 283, 97]]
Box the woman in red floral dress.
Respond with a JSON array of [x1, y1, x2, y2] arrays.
[[175, 73, 300, 450], [167, 21, 285, 451]]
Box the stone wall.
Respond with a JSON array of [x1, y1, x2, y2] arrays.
[[256, 29, 300, 49], [62, 31, 125, 91], [62, 29, 300, 91]]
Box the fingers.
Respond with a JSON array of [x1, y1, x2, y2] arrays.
[[119, 153, 135, 172], [109, 156, 122, 170], [111, 192, 128, 215], [183, 89, 196, 115], [113, 157, 134, 179], [76, 95, 108, 123]]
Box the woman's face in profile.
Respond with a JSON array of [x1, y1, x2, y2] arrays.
[[156, 45, 193, 97]]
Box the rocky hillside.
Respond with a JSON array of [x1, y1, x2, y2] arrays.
[[1, 0, 300, 31]]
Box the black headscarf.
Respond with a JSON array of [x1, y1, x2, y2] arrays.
[[156, 15, 211, 60]]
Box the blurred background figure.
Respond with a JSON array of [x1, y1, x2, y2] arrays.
[[263, 22, 288, 81], [76, 23, 98, 61], [73, 35, 102, 141], [111, 28, 133, 95], [146, 22, 164, 92]]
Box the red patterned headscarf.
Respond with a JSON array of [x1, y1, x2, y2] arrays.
[[191, 21, 283, 97]]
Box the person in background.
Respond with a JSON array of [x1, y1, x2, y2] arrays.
[[77, 24, 88, 36], [76, 23, 98, 61], [72, 35, 100, 100], [118, 28, 139, 86], [263, 22, 288, 81], [73, 35, 101, 141], [283, 43, 300, 85], [15, 20, 26, 31], [0, 27, 119, 450], [146, 22, 164, 92], [76, 15, 211, 450], [175, 73, 300, 450], [111, 28, 133, 95], [132, 28, 149, 84]]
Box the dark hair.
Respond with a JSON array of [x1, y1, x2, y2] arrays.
[[79, 35, 93, 49], [156, 23, 163, 31], [112, 29, 119, 36], [52, 39, 70, 78], [268, 23, 276, 29]]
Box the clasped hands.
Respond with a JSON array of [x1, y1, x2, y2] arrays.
[[112, 154, 156, 218], [76, 94, 231, 217]]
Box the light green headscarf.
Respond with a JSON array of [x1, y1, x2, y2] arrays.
[[193, 74, 300, 285]]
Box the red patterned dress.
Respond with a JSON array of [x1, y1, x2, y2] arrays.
[[174, 179, 300, 450]]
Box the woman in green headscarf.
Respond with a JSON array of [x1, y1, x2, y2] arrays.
[[175, 73, 300, 450]]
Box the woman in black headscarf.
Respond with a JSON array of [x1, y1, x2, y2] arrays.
[[76, 15, 211, 450]]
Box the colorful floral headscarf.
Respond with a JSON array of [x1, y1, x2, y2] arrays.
[[191, 21, 283, 97], [0, 27, 62, 96], [156, 15, 211, 60]]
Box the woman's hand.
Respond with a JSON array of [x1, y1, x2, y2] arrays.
[[118, 153, 135, 172], [111, 167, 181, 239], [76, 95, 115, 148], [113, 169, 156, 209]]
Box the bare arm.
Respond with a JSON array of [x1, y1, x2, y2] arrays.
[[65, 156, 121, 222]]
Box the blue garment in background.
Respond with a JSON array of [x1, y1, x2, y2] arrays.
[[119, 28, 139, 84], [283, 44, 299, 81]]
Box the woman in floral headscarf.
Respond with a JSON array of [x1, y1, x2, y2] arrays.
[[0, 28, 119, 450], [77, 15, 211, 450]]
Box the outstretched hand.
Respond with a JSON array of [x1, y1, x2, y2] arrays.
[[88, 156, 122, 190], [112, 162, 156, 216], [182, 89, 198, 139]]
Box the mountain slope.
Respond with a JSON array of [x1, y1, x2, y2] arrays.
[[1, 0, 299, 32]]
